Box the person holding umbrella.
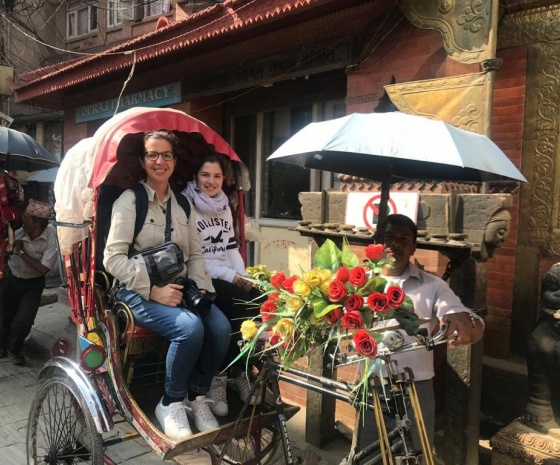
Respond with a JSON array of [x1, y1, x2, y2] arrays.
[[0, 199, 58, 365], [342, 214, 484, 463]]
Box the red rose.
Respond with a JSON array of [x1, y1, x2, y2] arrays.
[[324, 307, 343, 325], [353, 329, 378, 358], [345, 294, 364, 312], [282, 275, 299, 293], [271, 272, 286, 289], [386, 285, 405, 308], [349, 266, 367, 287], [367, 292, 390, 313], [260, 300, 277, 322], [328, 279, 348, 302], [364, 244, 384, 261], [336, 266, 350, 283], [342, 310, 364, 330], [269, 331, 282, 345], [268, 292, 280, 301]]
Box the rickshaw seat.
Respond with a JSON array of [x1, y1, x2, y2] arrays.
[[113, 300, 167, 388]]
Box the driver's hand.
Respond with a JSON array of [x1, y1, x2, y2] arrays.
[[149, 283, 184, 307], [441, 312, 484, 348]]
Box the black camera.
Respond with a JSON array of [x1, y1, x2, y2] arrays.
[[175, 277, 213, 316]]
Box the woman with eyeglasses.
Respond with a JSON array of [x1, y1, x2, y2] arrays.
[[104, 130, 231, 441], [181, 154, 263, 419]]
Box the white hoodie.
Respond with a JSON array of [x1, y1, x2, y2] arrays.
[[181, 181, 246, 283]]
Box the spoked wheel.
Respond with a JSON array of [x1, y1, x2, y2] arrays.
[[209, 422, 281, 465], [27, 374, 104, 464]]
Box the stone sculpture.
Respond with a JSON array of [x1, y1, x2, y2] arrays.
[[524, 263, 560, 437], [483, 208, 511, 258]]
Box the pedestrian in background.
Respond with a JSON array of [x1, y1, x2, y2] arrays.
[[0, 199, 58, 365]]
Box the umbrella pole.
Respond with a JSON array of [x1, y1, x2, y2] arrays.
[[373, 179, 391, 244]]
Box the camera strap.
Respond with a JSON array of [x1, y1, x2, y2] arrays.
[[164, 200, 172, 242]]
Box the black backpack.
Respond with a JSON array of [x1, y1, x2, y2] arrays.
[[96, 184, 191, 272]]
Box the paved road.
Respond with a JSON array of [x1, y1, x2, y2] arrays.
[[0, 290, 348, 464]]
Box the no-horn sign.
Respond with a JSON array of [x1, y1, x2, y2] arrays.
[[362, 195, 398, 230], [345, 192, 419, 230]]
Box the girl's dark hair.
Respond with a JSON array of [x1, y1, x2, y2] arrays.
[[193, 154, 228, 178], [142, 130, 179, 156]]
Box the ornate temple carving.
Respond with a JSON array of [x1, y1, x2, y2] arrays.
[[384, 72, 490, 134], [498, 4, 560, 49], [519, 41, 560, 253], [491, 421, 560, 465], [399, 0, 494, 64]]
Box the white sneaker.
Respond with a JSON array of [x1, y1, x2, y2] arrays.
[[184, 395, 220, 432], [230, 374, 262, 405], [155, 398, 193, 440], [207, 376, 229, 416]]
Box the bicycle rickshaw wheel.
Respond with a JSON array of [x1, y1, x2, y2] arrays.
[[27, 374, 104, 465], [209, 423, 281, 465]]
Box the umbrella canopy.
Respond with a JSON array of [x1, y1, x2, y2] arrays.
[[26, 167, 59, 183], [0, 127, 60, 172], [268, 112, 526, 183]]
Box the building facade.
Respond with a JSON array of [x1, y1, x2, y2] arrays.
[[11, 0, 560, 442]]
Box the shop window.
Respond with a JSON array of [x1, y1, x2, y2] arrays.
[[107, 0, 123, 27], [144, 0, 171, 18], [262, 106, 312, 220], [233, 114, 257, 218], [230, 98, 346, 226], [67, 0, 98, 38]]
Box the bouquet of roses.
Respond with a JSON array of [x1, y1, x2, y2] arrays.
[[238, 239, 420, 381]]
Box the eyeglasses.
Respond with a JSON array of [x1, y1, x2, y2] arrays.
[[144, 151, 175, 161]]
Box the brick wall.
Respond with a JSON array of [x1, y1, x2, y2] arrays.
[[346, 26, 478, 114], [63, 111, 88, 154], [485, 46, 527, 358]]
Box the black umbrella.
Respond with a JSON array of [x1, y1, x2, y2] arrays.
[[0, 127, 59, 172]]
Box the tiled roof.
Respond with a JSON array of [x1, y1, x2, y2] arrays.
[[14, 0, 349, 100]]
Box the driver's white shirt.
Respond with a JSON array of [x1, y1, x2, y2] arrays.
[[374, 262, 473, 381]]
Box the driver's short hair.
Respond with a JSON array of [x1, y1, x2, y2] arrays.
[[385, 214, 418, 243]]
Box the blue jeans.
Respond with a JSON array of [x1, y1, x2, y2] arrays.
[[117, 288, 231, 398]]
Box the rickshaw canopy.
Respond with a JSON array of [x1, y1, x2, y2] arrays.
[[55, 107, 245, 255]]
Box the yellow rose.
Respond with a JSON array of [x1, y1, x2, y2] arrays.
[[320, 279, 332, 295], [303, 269, 323, 287], [318, 269, 332, 283], [292, 279, 312, 297], [285, 296, 304, 312], [240, 320, 258, 341], [273, 318, 295, 340]]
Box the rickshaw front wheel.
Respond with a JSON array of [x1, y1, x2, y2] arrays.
[[209, 423, 281, 465], [27, 374, 104, 465]]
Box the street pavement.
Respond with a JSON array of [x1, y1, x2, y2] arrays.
[[0, 289, 348, 464]]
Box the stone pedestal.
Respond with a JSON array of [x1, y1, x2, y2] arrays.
[[490, 421, 560, 465]]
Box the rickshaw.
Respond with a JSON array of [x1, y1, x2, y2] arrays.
[[26, 107, 298, 464], [26, 106, 453, 465]]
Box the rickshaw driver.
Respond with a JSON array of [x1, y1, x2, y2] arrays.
[[104, 130, 231, 441], [341, 214, 484, 463]]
